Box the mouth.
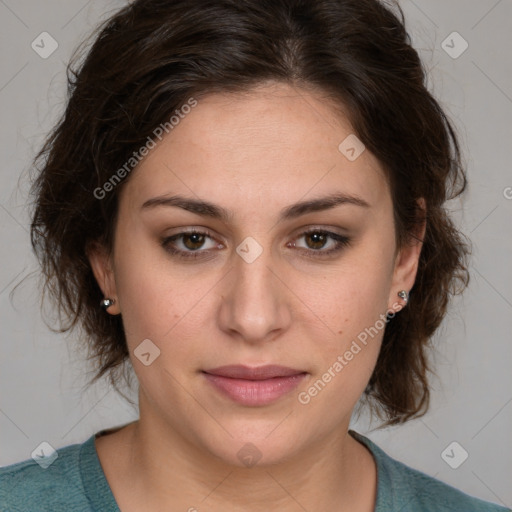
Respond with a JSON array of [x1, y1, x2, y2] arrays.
[[202, 365, 308, 406]]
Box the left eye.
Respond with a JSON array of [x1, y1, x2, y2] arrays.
[[295, 231, 340, 250], [288, 229, 351, 257]]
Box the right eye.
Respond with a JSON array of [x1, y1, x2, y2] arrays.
[[161, 229, 223, 260]]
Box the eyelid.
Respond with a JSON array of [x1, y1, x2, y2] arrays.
[[163, 227, 223, 248], [291, 224, 350, 238]]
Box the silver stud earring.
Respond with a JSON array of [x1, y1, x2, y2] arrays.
[[100, 298, 116, 310], [397, 290, 409, 305]]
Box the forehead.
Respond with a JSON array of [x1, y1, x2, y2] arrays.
[[121, 82, 390, 215]]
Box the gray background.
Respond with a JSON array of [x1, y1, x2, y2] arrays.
[[1, 0, 511, 507]]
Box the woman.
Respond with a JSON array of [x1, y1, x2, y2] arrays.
[[0, 0, 508, 510]]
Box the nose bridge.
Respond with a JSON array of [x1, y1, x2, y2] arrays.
[[218, 244, 291, 342]]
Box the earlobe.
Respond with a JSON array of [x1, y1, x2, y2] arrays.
[[100, 298, 117, 311], [86, 241, 121, 315]]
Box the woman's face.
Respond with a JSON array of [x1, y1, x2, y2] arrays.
[[90, 82, 422, 466]]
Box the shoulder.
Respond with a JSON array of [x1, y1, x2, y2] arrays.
[[350, 431, 510, 512], [383, 458, 509, 512], [0, 437, 93, 511]]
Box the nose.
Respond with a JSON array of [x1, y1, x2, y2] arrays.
[[217, 247, 292, 344]]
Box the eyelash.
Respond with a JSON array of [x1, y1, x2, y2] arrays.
[[161, 228, 351, 261]]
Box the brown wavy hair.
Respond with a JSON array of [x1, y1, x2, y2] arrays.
[[30, 0, 470, 425]]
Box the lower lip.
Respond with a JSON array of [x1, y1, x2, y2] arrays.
[[203, 372, 307, 406]]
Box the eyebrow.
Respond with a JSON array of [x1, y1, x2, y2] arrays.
[[141, 193, 370, 222]]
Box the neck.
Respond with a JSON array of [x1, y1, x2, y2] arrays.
[[100, 404, 377, 511]]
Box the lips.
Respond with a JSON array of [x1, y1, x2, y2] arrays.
[[203, 365, 305, 380], [202, 365, 307, 406]]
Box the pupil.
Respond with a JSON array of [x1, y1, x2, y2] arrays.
[[184, 233, 204, 250]]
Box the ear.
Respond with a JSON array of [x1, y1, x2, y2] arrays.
[[86, 241, 121, 315], [388, 198, 426, 311]]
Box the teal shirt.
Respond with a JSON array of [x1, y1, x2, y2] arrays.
[[1, 430, 509, 511]]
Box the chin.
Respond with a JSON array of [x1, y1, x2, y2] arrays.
[[191, 417, 308, 469]]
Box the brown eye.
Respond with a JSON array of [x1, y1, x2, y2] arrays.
[[182, 233, 206, 250], [292, 229, 352, 258], [161, 229, 221, 260], [304, 231, 328, 250]]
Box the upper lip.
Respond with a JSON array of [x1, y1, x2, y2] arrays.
[[203, 365, 306, 380]]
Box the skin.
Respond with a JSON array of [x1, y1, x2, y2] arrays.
[[88, 81, 425, 512]]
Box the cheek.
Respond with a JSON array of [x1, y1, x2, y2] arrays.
[[110, 236, 170, 350], [112, 222, 188, 333], [295, 281, 388, 420], [116, 267, 202, 347], [296, 245, 394, 338], [112, 243, 219, 378], [294, 239, 395, 389]]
